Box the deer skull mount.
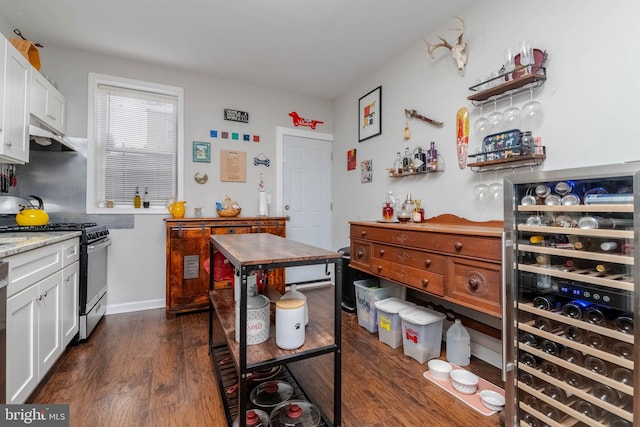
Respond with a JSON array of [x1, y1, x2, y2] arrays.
[[426, 16, 467, 76]]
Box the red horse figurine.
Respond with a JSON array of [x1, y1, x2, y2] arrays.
[[289, 112, 324, 130]]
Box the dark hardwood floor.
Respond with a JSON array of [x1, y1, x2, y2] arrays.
[[30, 288, 503, 427]]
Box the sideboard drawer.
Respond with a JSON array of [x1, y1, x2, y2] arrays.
[[372, 258, 445, 296], [350, 239, 372, 271], [447, 258, 501, 316], [373, 243, 446, 273]]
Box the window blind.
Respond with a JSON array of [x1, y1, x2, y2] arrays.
[[95, 84, 178, 205]]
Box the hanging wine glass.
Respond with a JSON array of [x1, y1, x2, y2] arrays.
[[519, 41, 533, 74], [474, 104, 490, 138], [522, 88, 543, 131], [473, 171, 489, 203], [487, 101, 503, 133], [503, 95, 521, 130]]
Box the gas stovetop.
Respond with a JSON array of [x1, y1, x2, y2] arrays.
[[0, 222, 109, 243]]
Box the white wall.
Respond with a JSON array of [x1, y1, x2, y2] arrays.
[[330, 0, 640, 249], [0, 36, 332, 312]]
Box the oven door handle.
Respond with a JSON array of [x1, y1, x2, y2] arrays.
[[87, 237, 112, 252]]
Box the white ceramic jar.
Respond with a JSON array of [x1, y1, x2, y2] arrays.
[[280, 284, 308, 326], [276, 298, 305, 350]]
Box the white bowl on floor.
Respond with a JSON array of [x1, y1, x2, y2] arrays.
[[427, 359, 453, 380], [450, 369, 478, 394], [479, 390, 505, 411]]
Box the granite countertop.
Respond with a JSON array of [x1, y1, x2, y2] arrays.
[[0, 231, 82, 258]]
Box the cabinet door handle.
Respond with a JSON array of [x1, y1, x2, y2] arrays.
[[360, 230, 367, 237], [5, 141, 12, 148], [356, 248, 365, 260], [455, 242, 463, 251], [422, 278, 429, 286], [424, 259, 432, 267], [379, 249, 385, 256]]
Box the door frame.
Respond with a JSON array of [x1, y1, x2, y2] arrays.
[[275, 126, 333, 217]]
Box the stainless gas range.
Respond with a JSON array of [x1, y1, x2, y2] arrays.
[[0, 222, 110, 340]]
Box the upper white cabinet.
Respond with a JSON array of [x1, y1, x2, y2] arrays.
[[0, 36, 30, 164], [30, 69, 65, 135]]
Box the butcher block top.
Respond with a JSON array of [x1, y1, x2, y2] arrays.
[[210, 233, 341, 270]]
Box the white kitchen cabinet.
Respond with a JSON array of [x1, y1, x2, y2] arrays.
[[5, 237, 79, 404], [30, 69, 65, 135], [0, 36, 30, 163], [61, 262, 79, 347]]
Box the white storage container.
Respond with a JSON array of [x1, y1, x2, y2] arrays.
[[374, 297, 415, 348], [354, 279, 405, 333], [399, 306, 445, 363]]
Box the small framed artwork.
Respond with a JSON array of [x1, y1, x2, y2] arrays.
[[358, 86, 382, 142], [193, 141, 211, 163], [361, 159, 373, 183], [347, 149, 357, 170]]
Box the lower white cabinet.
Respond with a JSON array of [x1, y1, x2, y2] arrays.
[[5, 237, 79, 404]]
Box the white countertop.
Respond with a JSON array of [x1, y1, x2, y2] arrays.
[[0, 231, 82, 258]]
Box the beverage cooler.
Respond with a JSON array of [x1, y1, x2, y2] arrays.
[[503, 163, 638, 427]]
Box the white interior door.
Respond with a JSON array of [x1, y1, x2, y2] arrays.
[[281, 130, 333, 286]]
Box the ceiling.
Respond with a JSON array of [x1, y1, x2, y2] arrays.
[[1, 0, 474, 100]]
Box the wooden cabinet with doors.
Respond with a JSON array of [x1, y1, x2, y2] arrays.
[[165, 217, 286, 317]]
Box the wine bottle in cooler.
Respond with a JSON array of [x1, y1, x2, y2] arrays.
[[584, 304, 614, 325], [614, 312, 634, 333], [572, 399, 605, 420], [612, 367, 634, 386], [539, 339, 564, 357], [583, 331, 606, 350], [532, 294, 560, 311], [561, 299, 592, 319], [564, 371, 593, 390], [560, 347, 584, 366], [534, 317, 561, 332], [564, 324, 584, 343], [584, 354, 609, 376]]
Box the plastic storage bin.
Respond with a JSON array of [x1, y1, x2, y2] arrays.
[[374, 297, 415, 348], [354, 279, 405, 333], [399, 306, 446, 363]]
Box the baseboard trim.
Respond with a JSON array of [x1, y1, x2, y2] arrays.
[[106, 298, 165, 315]]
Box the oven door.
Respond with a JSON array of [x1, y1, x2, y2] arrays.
[[84, 237, 111, 314]]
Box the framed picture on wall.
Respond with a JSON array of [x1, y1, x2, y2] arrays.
[[358, 86, 381, 142], [193, 141, 211, 163]]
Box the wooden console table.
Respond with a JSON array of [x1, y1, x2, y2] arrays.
[[350, 214, 504, 323], [208, 233, 342, 426]]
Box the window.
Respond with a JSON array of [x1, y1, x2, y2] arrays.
[[87, 73, 183, 213]]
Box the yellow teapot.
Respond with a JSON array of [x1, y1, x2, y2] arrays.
[[16, 195, 49, 226], [167, 200, 186, 218]]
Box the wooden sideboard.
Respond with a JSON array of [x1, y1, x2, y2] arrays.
[[350, 214, 503, 318], [165, 217, 286, 316]]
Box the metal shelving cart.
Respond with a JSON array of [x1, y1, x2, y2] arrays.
[[208, 233, 342, 426]]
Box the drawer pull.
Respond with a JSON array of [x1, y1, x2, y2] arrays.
[[361, 230, 367, 237], [379, 249, 385, 256], [424, 259, 432, 267], [468, 278, 479, 289], [455, 242, 463, 251], [377, 265, 383, 272], [421, 278, 429, 286], [356, 249, 365, 260]]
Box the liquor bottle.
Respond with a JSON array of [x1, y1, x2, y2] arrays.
[[540, 339, 563, 356], [572, 399, 604, 419], [564, 371, 592, 390], [560, 347, 584, 366], [402, 147, 410, 173], [561, 299, 591, 319], [614, 312, 633, 333], [519, 332, 539, 348], [584, 355, 608, 376], [427, 141, 438, 169], [133, 186, 141, 208], [143, 186, 150, 208], [583, 331, 606, 349], [533, 295, 560, 311], [583, 304, 613, 325], [382, 191, 395, 222], [612, 367, 633, 386], [414, 147, 427, 172], [534, 317, 561, 332], [394, 152, 403, 175], [563, 325, 584, 342]]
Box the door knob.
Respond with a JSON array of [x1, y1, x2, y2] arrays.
[[286, 215, 291, 221], [285, 205, 290, 210]]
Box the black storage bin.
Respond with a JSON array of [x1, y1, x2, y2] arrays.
[[338, 246, 373, 313]]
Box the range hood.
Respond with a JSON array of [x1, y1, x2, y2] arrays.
[[29, 124, 78, 152]]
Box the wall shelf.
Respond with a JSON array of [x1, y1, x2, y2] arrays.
[[468, 66, 547, 106]]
